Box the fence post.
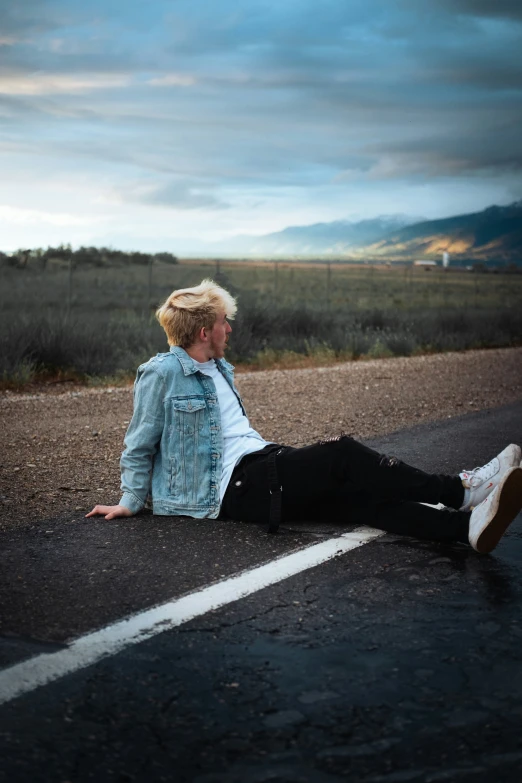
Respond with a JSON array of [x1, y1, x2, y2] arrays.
[[274, 262, 279, 297], [147, 256, 153, 310], [66, 257, 73, 319], [326, 262, 331, 309]]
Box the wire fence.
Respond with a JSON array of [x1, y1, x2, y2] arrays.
[[2, 258, 522, 385], [2, 258, 521, 320]]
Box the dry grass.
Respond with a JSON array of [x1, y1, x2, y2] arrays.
[[1, 260, 521, 388]]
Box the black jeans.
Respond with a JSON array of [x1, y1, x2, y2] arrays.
[[220, 437, 470, 543]]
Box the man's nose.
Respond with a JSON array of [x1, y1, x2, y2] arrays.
[[226, 323, 232, 334]]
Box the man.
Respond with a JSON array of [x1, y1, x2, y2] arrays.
[[87, 279, 522, 554]]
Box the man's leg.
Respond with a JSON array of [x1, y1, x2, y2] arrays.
[[221, 437, 464, 525], [337, 495, 470, 544], [276, 439, 521, 548], [277, 436, 465, 510], [221, 438, 521, 550], [344, 466, 522, 552]]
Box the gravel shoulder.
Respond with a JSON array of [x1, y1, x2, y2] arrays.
[[1, 347, 521, 531]]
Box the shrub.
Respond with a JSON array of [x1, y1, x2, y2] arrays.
[[0, 313, 166, 387], [365, 339, 395, 359], [1, 304, 521, 388]]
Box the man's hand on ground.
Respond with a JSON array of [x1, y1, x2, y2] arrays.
[[86, 505, 133, 520]]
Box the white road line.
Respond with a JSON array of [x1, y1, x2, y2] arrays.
[[0, 527, 383, 706]]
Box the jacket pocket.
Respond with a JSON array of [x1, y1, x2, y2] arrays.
[[171, 397, 206, 435], [169, 397, 207, 505]]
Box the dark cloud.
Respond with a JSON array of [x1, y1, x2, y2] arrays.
[[436, 0, 522, 20], [366, 120, 522, 180], [442, 62, 522, 90], [123, 180, 229, 210], [0, 0, 62, 37], [162, 0, 362, 56], [1, 0, 521, 211]]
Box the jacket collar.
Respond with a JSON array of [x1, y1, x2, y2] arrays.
[[169, 346, 235, 376], [169, 346, 199, 376]]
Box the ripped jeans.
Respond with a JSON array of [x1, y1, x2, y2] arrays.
[[220, 437, 470, 543]]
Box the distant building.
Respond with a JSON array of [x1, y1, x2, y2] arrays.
[[442, 251, 450, 268], [413, 260, 437, 269]]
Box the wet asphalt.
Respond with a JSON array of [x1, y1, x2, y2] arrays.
[[1, 401, 522, 782]]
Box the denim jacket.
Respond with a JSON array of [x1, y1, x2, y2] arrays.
[[119, 346, 245, 517]]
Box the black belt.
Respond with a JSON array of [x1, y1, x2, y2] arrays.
[[267, 447, 285, 534]]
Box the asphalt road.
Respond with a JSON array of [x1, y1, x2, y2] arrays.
[[1, 401, 522, 782]]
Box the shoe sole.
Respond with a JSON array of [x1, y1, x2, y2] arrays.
[[475, 467, 522, 554], [503, 443, 521, 465]]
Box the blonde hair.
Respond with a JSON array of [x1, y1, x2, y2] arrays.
[[156, 278, 237, 348]]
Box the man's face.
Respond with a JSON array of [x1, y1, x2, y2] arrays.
[[208, 311, 232, 359]]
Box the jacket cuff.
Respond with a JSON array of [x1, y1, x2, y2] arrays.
[[119, 491, 144, 515]]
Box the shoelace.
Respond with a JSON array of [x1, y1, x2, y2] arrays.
[[461, 457, 499, 487]]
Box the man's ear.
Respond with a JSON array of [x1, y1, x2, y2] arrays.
[[198, 326, 209, 343]]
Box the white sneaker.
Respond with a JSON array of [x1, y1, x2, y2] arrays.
[[468, 466, 522, 553], [460, 444, 521, 511]]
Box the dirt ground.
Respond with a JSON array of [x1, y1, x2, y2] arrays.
[[1, 347, 521, 531]]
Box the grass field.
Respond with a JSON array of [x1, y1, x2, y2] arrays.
[[1, 259, 521, 387], [2, 258, 521, 315]]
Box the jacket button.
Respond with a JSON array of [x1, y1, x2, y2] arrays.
[[235, 480, 242, 487]]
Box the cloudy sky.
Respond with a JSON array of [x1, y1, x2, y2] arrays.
[[1, 0, 521, 252]]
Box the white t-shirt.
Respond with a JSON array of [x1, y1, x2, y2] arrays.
[[193, 359, 269, 502]]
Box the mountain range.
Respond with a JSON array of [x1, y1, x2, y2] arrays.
[[213, 215, 416, 257], [361, 201, 522, 263], [191, 201, 522, 263]]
